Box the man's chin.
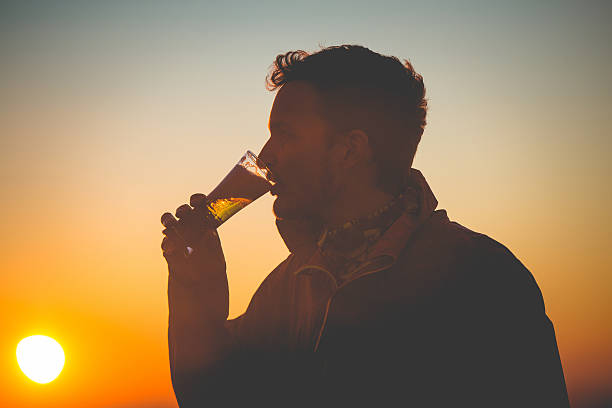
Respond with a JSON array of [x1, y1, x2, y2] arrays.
[[272, 195, 306, 221]]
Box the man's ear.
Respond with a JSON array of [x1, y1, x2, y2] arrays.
[[338, 129, 371, 170]]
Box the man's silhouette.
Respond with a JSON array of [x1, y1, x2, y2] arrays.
[[161, 45, 570, 407]]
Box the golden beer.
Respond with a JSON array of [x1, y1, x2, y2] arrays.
[[206, 197, 253, 228], [202, 152, 274, 229]]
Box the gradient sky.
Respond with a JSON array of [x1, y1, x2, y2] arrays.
[[1, 1, 611, 407]]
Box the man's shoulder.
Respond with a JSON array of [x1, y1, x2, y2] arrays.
[[409, 209, 525, 263], [404, 209, 514, 264], [395, 209, 544, 307]]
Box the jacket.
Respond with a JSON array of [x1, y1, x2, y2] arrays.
[[167, 168, 570, 407]]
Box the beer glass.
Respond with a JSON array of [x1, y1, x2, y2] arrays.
[[163, 150, 274, 257]]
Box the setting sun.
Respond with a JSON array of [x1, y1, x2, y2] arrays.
[[16, 335, 65, 384]]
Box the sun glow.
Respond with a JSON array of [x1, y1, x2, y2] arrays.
[[16, 335, 65, 384]]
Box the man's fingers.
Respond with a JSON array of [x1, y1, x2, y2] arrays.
[[161, 231, 192, 263], [161, 193, 215, 251], [190, 193, 208, 208], [162, 224, 188, 244], [162, 227, 181, 238], [175, 204, 193, 219], [162, 226, 184, 246], [161, 212, 178, 228], [161, 236, 177, 254]]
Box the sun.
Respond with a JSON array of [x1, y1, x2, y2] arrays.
[[16, 335, 65, 384]]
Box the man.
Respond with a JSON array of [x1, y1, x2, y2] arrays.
[[161, 45, 570, 407]]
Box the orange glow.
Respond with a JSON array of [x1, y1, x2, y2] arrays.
[[2, 2, 611, 407]]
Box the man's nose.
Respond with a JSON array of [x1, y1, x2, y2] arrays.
[[257, 139, 280, 184], [257, 139, 275, 170]]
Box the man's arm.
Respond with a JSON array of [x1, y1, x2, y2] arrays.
[[166, 245, 295, 407], [163, 216, 296, 407], [161, 193, 253, 407], [164, 223, 235, 406]]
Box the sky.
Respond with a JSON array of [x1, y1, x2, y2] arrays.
[[1, 0, 610, 406]]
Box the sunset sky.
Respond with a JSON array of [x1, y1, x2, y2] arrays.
[[1, 1, 610, 407]]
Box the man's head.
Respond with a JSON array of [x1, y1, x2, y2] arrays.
[[258, 44, 427, 222]]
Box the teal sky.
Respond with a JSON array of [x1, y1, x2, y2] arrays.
[[2, 0, 610, 197]]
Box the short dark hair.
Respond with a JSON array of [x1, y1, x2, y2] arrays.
[[266, 44, 427, 196]]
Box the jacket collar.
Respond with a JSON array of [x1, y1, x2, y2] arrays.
[[275, 168, 438, 257]]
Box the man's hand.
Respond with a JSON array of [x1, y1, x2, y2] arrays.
[[161, 193, 226, 284], [163, 195, 231, 404]]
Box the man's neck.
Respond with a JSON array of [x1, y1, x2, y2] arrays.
[[321, 186, 395, 229]]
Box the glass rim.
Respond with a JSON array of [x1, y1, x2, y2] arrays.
[[245, 150, 271, 170], [243, 150, 275, 182]]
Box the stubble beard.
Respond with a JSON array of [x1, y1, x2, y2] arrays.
[[272, 161, 335, 224]]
